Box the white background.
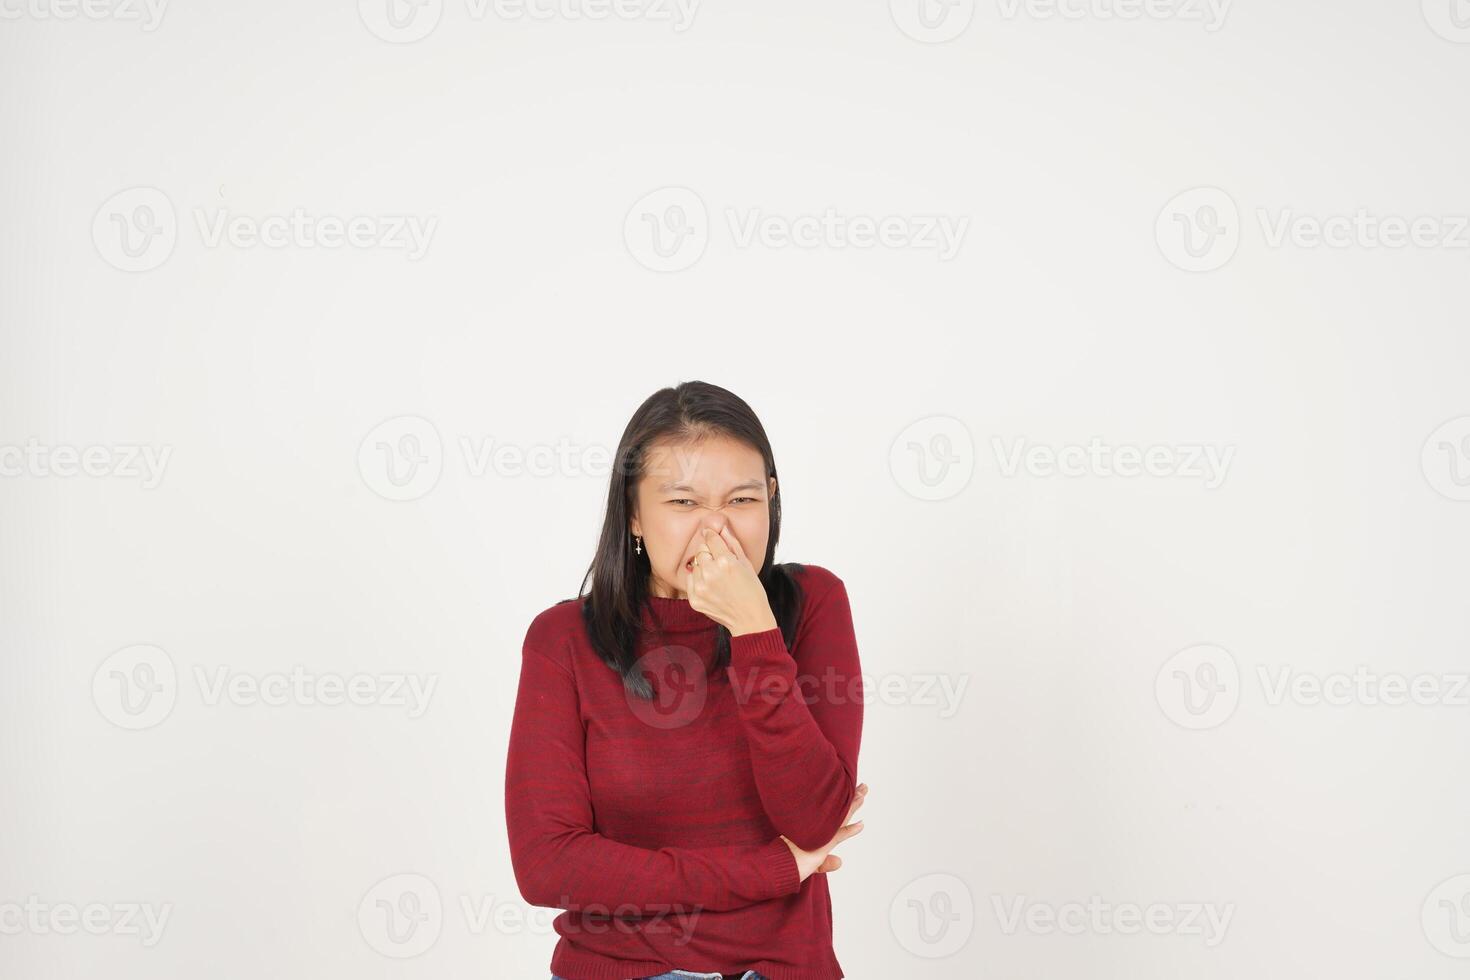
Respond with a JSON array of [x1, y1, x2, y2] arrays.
[[3, 1, 1470, 978]]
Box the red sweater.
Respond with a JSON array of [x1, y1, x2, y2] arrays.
[[505, 563, 864, 980]]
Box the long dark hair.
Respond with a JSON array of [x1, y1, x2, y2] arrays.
[[574, 381, 806, 700]]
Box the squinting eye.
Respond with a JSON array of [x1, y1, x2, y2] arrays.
[[730, 497, 756, 504]]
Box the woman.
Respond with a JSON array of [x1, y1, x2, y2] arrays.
[[505, 381, 868, 980]]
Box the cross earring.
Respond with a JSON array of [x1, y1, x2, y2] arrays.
[[634, 535, 642, 555]]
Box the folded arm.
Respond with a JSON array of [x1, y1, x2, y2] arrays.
[[726, 569, 864, 851]]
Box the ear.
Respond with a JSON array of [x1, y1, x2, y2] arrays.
[[768, 476, 778, 498]]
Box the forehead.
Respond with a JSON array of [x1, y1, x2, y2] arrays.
[[639, 436, 765, 489]]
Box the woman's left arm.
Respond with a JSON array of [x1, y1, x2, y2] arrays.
[[724, 568, 864, 852]]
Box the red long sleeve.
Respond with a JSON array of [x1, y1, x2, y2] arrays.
[[503, 562, 858, 980], [505, 631, 801, 914], [726, 572, 864, 851]]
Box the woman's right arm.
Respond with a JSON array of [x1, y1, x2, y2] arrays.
[[504, 622, 802, 915]]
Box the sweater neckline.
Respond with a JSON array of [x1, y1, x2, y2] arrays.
[[639, 593, 720, 634]]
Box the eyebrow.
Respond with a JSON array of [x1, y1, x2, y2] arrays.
[[656, 480, 766, 495]]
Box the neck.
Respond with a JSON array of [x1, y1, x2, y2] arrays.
[[648, 576, 686, 600]]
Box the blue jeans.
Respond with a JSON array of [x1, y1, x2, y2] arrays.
[[553, 971, 769, 980]]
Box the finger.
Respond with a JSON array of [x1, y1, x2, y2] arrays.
[[846, 791, 867, 822], [825, 820, 865, 851], [717, 525, 749, 564], [700, 526, 733, 559], [682, 525, 708, 574], [817, 854, 842, 873]]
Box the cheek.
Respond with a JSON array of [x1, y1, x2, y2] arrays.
[[732, 518, 768, 552]]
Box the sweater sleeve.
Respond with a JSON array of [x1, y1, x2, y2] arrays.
[[505, 620, 802, 915], [725, 568, 864, 852]]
